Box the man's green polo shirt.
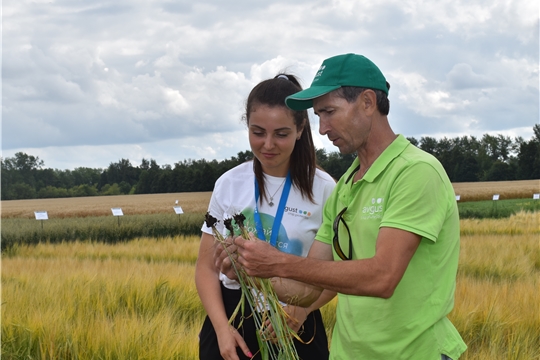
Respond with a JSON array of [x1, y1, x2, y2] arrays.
[[316, 135, 467, 359]]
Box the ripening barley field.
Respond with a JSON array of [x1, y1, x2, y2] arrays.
[[1, 185, 539, 359], [0, 192, 213, 219], [451, 180, 539, 202]]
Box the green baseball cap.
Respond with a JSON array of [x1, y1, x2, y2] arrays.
[[285, 53, 389, 111]]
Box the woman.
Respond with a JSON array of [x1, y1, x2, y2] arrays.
[[195, 74, 336, 360]]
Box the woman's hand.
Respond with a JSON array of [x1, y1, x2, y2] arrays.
[[213, 236, 239, 280], [216, 324, 253, 360]]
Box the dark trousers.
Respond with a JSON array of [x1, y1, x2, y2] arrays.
[[199, 283, 329, 360]]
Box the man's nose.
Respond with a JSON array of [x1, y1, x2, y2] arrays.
[[319, 118, 330, 136]]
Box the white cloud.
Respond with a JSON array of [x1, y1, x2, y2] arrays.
[[2, 0, 538, 169]]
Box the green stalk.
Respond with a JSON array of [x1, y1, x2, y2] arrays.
[[233, 213, 299, 360], [205, 212, 299, 360]]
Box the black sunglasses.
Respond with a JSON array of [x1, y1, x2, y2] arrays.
[[333, 207, 353, 260], [332, 165, 361, 260]]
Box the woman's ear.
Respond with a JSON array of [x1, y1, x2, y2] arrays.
[[296, 122, 305, 140]]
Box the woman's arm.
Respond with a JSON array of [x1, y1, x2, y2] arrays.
[[195, 232, 252, 360]]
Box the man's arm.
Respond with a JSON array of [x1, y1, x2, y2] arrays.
[[235, 227, 421, 299], [267, 239, 333, 307], [213, 233, 329, 307]]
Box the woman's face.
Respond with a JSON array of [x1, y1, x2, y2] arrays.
[[248, 105, 302, 177]]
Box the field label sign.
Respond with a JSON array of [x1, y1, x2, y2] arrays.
[[34, 211, 48, 220], [173, 206, 184, 214], [455, 195, 461, 201], [534, 193, 540, 200], [492, 194, 500, 201], [111, 208, 124, 216]]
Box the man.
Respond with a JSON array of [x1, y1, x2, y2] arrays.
[[233, 53, 466, 359]]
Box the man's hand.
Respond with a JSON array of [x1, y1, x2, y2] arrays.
[[234, 233, 285, 278], [283, 305, 309, 334], [260, 305, 308, 344]]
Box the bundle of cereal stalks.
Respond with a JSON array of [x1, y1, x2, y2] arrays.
[[205, 212, 299, 360]]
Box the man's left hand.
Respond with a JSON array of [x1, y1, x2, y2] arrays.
[[234, 233, 284, 278]]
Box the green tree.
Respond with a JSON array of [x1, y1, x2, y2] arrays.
[[71, 184, 99, 197], [1, 152, 44, 199], [72, 167, 102, 186], [37, 186, 70, 198], [118, 181, 132, 194], [318, 152, 356, 181], [101, 183, 121, 196], [516, 124, 540, 179], [485, 161, 515, 181], [99, 159, 139, 190], [8, 183, 36, 199], [419, 137, 438, 155]]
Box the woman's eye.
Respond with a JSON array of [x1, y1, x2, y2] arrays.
[[276, 133, 288, 138], [252, 131, 264, 136]]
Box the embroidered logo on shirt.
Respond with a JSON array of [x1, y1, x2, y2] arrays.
[[361, 197, 384, 219]]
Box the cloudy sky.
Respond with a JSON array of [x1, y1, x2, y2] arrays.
[[2, 0, 538, 170]]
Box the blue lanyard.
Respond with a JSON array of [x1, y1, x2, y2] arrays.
[[254, 172, 291, 247]]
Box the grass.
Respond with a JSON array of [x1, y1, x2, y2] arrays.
[[1, 213, 205, 251], [451, 212, 540, 359], [2, 212, 539, 359], [2, 236, 204, 359], [458, 198, 540, 219], [2, 187, 538, 252], [1, 192, 211, 251], [1, 183, 539, 359]]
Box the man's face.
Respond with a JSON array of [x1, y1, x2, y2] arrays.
[[313, 91, 372, 155]]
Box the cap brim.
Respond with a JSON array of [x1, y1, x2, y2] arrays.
[[285, 85, 341, 111]]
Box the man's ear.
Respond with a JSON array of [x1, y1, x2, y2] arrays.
[[361, 90, 378, 116]]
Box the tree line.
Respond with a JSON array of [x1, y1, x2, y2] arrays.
[[2, 125, 539, 201]]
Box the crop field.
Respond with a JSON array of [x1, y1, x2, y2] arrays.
[[452, 179, 539, 202], [1, 181, 539, 359], [1, 192, 213, 219], [1, 180, 538, 220]]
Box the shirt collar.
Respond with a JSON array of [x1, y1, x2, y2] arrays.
[[363, 134, 409, 183]]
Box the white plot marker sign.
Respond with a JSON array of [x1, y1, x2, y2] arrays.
[[111, 208, 124, 225], [111, 208, 124, 216], [173, 206, 184, 215], [34, 211, 48, 229], [173, 205, 184, 222], [34, 211, 49, 220]]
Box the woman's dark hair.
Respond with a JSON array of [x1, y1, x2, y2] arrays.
[[244, 74, 316, 203], [335, 82, 391, 115]]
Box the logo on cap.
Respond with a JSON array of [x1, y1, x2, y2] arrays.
[[315, 65, 326, 78]]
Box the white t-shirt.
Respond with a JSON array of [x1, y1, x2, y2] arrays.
[[202, 161, 336, 289]]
